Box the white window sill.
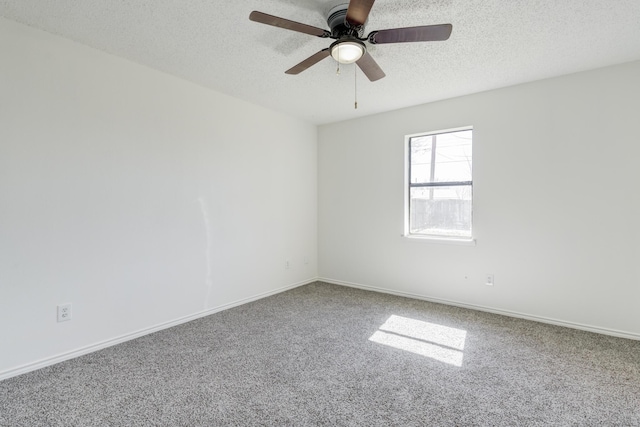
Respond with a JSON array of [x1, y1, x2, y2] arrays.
[[403, 234, 477, 246]]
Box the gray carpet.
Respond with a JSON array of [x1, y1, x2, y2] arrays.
[[1, 282, 639, 426]]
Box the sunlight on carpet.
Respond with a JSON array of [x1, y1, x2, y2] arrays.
[[369, 315, 467, 367]]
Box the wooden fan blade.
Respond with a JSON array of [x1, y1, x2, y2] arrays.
[[356, 52, 385, 82], [285, 49, 331, 75], [346, 0, 375, 27], [369, 24, 452, 44], [250, 11, 330, 38]]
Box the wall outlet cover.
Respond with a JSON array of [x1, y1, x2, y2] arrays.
[[486, 274, 494, 286], [57, 303, 72, 322]]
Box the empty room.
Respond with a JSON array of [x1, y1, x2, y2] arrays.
[[1, 0, 639, 425]]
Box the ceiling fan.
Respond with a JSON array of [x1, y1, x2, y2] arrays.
[[249, 0, 452, 82]]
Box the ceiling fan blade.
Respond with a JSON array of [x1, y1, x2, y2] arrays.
[[250, 11, 330, 38], [285, 49, 331, 75], [369, 24, 452, 44], [356, 52, 385, 82], [346, 0, 375, 27]]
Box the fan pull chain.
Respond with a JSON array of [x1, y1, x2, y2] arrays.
[[336, 45, 341, 75], [354, 64, 358, 109]]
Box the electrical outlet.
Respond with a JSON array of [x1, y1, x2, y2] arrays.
[[485, 274, 494, 286], [57, 303, 72, 322]]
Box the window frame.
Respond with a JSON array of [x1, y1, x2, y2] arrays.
[[404, 126, 475, 243]]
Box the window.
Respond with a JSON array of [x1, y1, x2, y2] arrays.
[[406, 127, 473, 239]]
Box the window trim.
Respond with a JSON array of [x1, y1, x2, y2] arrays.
[[403, 126, 475, 243]]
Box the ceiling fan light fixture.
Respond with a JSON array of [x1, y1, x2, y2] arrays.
[[250, 1, 452, 82], [330, 40, 365, 64]]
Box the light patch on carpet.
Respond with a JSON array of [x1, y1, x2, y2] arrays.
[[369, 315, 466, 366]]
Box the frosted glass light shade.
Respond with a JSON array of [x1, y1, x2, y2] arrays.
[[330, 41, 365, 64]]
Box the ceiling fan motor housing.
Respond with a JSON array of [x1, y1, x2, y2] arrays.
[[327, 4, 364, 38]]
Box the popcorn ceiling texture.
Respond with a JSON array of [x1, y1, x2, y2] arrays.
[[1, 0, 640, 123]]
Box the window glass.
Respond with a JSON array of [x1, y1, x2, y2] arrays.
[[408, 129, 472, 238]]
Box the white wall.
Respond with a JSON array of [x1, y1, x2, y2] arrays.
[[318, 60, 640, 338], [0, 18, 317, 377]]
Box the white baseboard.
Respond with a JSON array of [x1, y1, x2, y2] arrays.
[[0, 278, 318, 382], [319, 277, 640, 341]]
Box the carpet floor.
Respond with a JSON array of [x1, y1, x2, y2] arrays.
[[1, 282, 639, 426]]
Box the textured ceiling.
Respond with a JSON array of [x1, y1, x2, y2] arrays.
[[2, 0, 640, 124]]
